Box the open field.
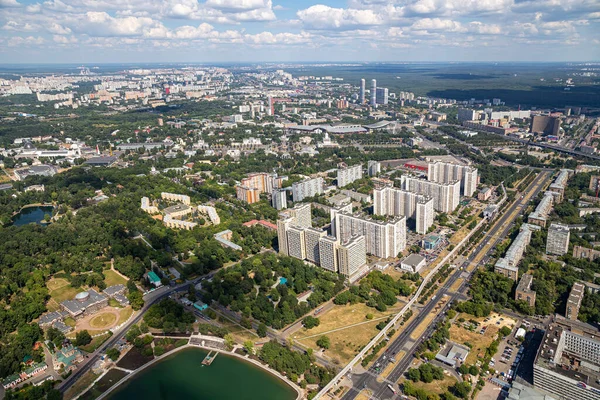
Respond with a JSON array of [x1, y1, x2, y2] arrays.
[[295, 302, 404, 365], [89, 312, 117, 329], [116, 306, 134, 325], [450, 313, 517, 364], [402, 373, 458, 395], [64, 370, 99, 400], [48, 278, 81, 303], [47, 277, 70, 291], [103, 269, 128, 287]]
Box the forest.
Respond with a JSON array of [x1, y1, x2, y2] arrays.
[[202, 252, 345, 329]]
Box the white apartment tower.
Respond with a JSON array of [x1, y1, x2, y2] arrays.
[[546, 223, 570, 256], [335, 213, 406, 259], [401, 176, 460, 213], [373, 186, 434, 234], [370, 79, 377, 107], [272, 188, 287, 210], [337, 164, 363, 188], [337, 236, 367, 278], [276, 203, 312, 255], [359, 79, 366, 105], [292, 177, 324, 202], [427, 161, 478, 197], [304, 227, 326, 264], [367, 160, 381, 177], [286, 227, 306, 260], [319, 236, 339, 272]]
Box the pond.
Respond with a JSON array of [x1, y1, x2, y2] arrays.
[[11, 206, 54, 226]]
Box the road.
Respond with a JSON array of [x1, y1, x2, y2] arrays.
[[341, 170, 553, 400]]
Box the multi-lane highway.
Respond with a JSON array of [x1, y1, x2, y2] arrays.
[[341, 170, 553, 400]]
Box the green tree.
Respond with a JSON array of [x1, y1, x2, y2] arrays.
[[257, 323, 267, 338], [224, 334, 235, 351], [243, 340, 255, 355], [75, 330, 92, 346], [316, 336, 330, 349], [106, 348, 120, 361]]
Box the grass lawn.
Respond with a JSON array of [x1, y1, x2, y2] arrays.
[[213, 312, 257, 343], [64, 370, 99, 400], [103, 269, 128, 287], [64, 317, 76, 327], [48, 278, 81, 303], [78, 332, 113, 353], [108, 298, 122, 308], [402, 374, 458, 395], [89, 313, 117, 329], [80, 369, 128, 400], [117, 307, 133, 325], [294, 302, 403, 366]]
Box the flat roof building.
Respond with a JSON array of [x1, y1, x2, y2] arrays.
[[546, 223, 570, 256], [400, 253, 426, 273], [495, 223, 540, 281], [515, 273, 536, 308], [566, 282, 585, 321]]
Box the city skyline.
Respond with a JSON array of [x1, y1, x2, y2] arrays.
[[0, 0, 599, 63]]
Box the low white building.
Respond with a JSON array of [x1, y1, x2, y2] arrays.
[[400, 254, 426, 273]]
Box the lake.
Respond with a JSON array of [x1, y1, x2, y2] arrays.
[[108, 348, 298, 400], [11, 206, 53, 226]]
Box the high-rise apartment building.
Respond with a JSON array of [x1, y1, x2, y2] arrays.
[[337, 164, 363, 188], [319, 236, 339, 272], [401, 176, 460, 213], [304, 227, 326, 264], [457, 108, 478, 122], [292, 177, 324, 202], [373, 186, 434, 234], [335, 213, 406, 259], [359, 79, 365, 105], [286, 226, 306, 260], [375, 87, 388, 105], [236, 173, 286, 204], [272, 188, 287, 210], [427, 161, 478, 197], [530, 115, 560, 135], [370, 79, 377, 106], [276, 203, 312, 255], [277, 216, 294, 256], [367, 160, 381, 177], [546, 223, 570, 256], [337, 236, 367, 279]]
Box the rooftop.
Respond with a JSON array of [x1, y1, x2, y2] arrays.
[[402, 253, 426, 267], [61, 289, 107, 316]]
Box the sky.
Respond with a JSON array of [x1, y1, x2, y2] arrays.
[[0, 0, 599, 63]]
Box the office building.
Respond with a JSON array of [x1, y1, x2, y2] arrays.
[[515, 274, 536, 308], [566, 282, 585, 321], [292, 177, 324, 202], [319, 236, 339, 273], [359, 79, 365, 105], [494, 224, 540, 281], [533, 315, 600, 400], [401, 176, 460, 213], [375, 87, 388, 105], [368, 160, 381, 177], [373, 186, 434, 234], [528, 191, 557, 227], [335, 213, 406, 259], [370, 79, 377, 107], [272, 188, 287, 210], [337, 236, 367, 280], [304, 227, 326, 264], [337, 164, 363, 188], [530, 115, 560, 136], [546, 223, 570, 256], [427, 161, 478, 197], [549, 169, 573, 202]]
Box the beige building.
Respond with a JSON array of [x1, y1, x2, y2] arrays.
[[566, 282, 585, 321], [515, 274, 536, 308]]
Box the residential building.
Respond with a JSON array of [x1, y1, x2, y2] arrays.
[[566, 282, 585, 321], [368, 160, 381, 177], [400, 254, 427, 273], [304, 227, 326, 264], [478, 187, 492, 201], [359, 78, 365, 105], [337, 164, 363, 188], [528, 191, 557, 227], [370, 79, 377, 106], [272, 188, 287, 210], [546, 223, 570, 256], [373, 186, 434, 234], [515, 274, 536, 308], [457, 108, 478, 122], [573, 245, 600, 261], [533, 315, 600, 400], [140, 197, 159, 214], [401, 176, 460, 213], [236, 173, 286, 204], [161, 192, 191, 205], [427, 161, 478, 197], [494, 224, 540, 281], [335, 212, 406, 259], [292, 177, 324, 202], [548, 169, 573, 202], [214, 230, 242, 251], [340, 189, 371, 204], [277, 203, 312, 255], [319, 236, 339, 272], [375, 87, 388, 105], [337, 236, 367, 280], [286, 226, 306, 260]]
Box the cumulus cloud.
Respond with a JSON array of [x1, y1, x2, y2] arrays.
[[0, 0, 20, 8], [297, 5, 381, 30]]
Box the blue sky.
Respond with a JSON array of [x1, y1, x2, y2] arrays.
[[1, 0, 599, 63]]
